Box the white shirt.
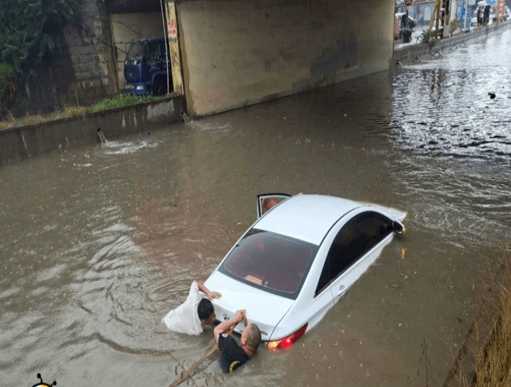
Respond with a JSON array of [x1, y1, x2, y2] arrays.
[[162, 281, 205, 335]]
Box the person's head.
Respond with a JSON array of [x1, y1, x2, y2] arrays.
[[197, 299, 216, 325], [240, 323, 261, 356], [262, 198, 281, 214]]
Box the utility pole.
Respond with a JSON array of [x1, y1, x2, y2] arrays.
[[159, 0, 171, 95], [428, 0, 446, 39]]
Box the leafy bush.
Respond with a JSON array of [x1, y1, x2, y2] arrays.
[[90, 95, 162, 113], [0, 0, 80, 116], [0, 0, 80, 71], [419, 29, 435, 44]]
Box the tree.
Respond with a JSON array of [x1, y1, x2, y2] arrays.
[[0, 0, 80, 115]]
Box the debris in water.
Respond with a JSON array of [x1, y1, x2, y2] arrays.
[[168, 340, 218, 387], [182, 112, 191, 124], [97, 128, 108, 145], [488, 92, 496, 99]]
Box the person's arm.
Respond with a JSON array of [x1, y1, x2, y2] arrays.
[[197, 280, 221, 300], [214, 310, 246, 344]]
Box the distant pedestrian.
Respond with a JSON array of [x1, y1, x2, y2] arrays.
[[214, 309, 261, 373], [483, 5, 491, 25], [477, 3, 485, 26]]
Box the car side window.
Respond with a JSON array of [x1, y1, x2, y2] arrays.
[[315, 212, 394, 296]]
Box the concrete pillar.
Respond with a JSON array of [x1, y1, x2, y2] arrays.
[[165, 1, 185, 95], [176, 0, 395, 116]]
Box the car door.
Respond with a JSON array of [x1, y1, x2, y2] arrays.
[[256, 193, 291, 218], [303, 247, 338, 331], [315, 211, 395, 304]]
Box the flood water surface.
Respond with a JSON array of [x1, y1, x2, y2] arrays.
[[1, 30, 511, 387]]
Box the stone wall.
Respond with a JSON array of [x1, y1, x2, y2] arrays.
[[63, 0, 119, 105]]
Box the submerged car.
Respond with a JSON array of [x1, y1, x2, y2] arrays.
[[205, 193, 406, 350]]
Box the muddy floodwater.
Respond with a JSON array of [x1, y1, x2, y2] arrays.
[[2, 30, 511, 387]]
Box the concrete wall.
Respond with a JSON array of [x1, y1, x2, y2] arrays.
[[177, 0, 394, 116], [110, 12, 166, 89], [0, 97, 184, 166]]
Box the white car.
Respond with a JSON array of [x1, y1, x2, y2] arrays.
[[205, 194, 406, 350]]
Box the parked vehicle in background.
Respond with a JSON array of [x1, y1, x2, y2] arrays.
[[124, 38, 169, 96]]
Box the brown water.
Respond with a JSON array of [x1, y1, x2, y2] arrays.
[[1, 30, 511, 387]]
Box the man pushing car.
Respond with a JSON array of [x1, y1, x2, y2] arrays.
[[214, 309, 262, 373], [162, 280, 221, 335], [162, 280, 261, 374]]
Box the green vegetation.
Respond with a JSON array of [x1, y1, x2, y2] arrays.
[[0, 0, 80, 116], [0, 94, 167, 130], [468, 282, 511, 387], [89, 94, 163, 113], [0, 0, 80, 73], [419, 29, 435, 44], [455, 261, 511, 387]]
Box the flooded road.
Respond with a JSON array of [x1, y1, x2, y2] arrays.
[[1, 29, 511, 387]]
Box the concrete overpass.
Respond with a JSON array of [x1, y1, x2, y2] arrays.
[[108, 0, 395, 117]]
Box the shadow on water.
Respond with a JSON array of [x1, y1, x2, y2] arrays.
[[1, 30, 511, 387]]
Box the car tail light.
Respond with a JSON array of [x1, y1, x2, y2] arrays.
[[266, 324, 308, 351]]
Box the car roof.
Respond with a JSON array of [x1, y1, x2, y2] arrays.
[[254, 194, 361, 245]]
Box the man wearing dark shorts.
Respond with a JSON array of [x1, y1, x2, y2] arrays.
[[213, 309, 261, 373]]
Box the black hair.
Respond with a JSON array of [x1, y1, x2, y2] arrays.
[[197, 298, 214, 321]]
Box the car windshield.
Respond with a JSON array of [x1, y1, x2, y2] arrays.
[[127, 42, 144, 59], [219, 229, 318, 299]]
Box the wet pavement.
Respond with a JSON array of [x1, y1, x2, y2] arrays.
[[1, 29, 511, 387]]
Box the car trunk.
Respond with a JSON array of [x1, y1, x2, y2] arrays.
[[205, 271, 294, 341]]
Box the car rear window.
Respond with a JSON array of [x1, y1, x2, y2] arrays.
[[219, 229, 318, 299]]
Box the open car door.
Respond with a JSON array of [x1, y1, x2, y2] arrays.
[[257, 193, 291, 218]]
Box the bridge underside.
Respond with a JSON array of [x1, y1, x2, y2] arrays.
[[176, 0, 394, 116], [108, 0, 160, 13]]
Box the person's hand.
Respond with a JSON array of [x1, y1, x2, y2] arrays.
[[208, 291, 221, 300], [234, 309, 246, 323]]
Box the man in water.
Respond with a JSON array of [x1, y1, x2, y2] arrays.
[[214, 309, 261, 373], [162, 280, 221, 335]]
